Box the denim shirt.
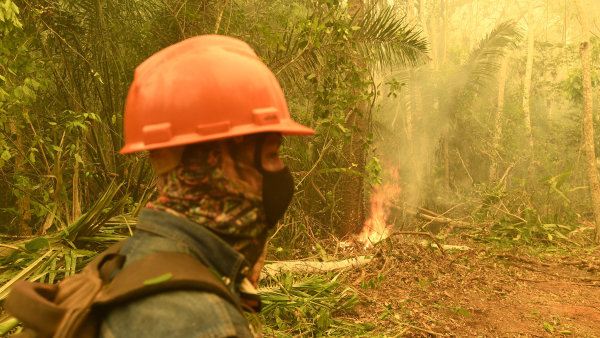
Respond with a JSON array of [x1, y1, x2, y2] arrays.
[[99, 209, 254, 338]]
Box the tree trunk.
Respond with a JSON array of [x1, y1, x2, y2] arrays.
[[339, 104, 367, 237], [405, 72, 427, 205], [472, 0, 479, 49], [563, 0, 567, 46], [523, 1, 535, 173], [8, 117, 32, 235], [419, 0, 428, 38], [442, 130, 450, 191], [546, 92, 554, 120], [404, 92, 414, 156], [427, 22, 437, 68], [339, 0, 367, 237], [440, 0, 447, 66], [575, 0, 600, 243], [490, 56, 509, 182], [72, 139, 82, 222]]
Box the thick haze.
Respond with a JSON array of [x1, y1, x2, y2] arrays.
[[373, 0, 600, 220]]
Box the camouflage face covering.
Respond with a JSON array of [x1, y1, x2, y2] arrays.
[[146, 141, 270, 267]]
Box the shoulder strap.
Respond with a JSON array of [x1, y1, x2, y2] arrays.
[[4, 240, 128, 338], [84, 240, 126, 281], [6, 243, 243, 338], [93, 251, 243, 314]]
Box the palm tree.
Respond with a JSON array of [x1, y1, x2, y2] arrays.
[[253, 3, 429, 237], [393, 21, 521, 206]]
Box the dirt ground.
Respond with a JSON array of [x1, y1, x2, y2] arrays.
[[345, 237, 600, 337]]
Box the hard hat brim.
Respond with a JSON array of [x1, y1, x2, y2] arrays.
[[120, 119, 314, 154]]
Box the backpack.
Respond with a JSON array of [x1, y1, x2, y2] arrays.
[[4, 241, 243, 338]]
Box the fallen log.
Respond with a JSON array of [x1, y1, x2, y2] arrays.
[[428, 243, 471, 251], [391, 205, 471, 228], [416, 212, 471, 227], [390, 231, 448, 257], [261, 255, 373, 278]]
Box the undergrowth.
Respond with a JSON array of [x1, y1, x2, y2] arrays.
[[256, 272, 372, 336]]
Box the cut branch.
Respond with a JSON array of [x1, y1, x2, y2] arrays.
[[390, 231, 448, 257], [394, 205, 471, 227], [417, 213, 471, 227], [261, 256, 373, 278]]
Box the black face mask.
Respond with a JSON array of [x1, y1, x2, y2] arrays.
[[254, 134, 295, 227]]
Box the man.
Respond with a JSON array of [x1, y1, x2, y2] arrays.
[[101, 35, 314, 337]]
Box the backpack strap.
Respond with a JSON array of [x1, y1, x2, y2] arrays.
[[4, 240, 127, 338], [5, 282, 63, 337], [93, 251, 243, 314], [82, 240, 126, 280], [6, 242, 243, 338]]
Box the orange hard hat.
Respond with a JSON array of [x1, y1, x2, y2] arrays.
[[120, 35, 314, 154]]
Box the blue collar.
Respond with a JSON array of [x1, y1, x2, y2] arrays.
[[136, 209, 249, 284]]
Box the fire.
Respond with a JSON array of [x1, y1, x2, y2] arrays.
[[357, 188, 389, 247], [357, 169, 401, 248]]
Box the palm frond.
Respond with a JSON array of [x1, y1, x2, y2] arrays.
[[461, 20, 523, 93], [55, 181, 127, 241], [263, 10, 329, 84], [352, 5, 429, 69], [259, 273, 366, 335], [264, 4, 428, 86], [0, 249, 55, 301]]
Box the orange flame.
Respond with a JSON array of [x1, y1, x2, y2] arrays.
[[357, 169, 401, 248]]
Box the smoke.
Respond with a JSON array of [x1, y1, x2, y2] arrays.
[[373, 68, 451, 214]]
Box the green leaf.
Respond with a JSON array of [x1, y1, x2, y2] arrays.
[[64, 251, 72, 277], [48, 254, 58, 284], [13, 86, 22, 99], [283, 272, 293, 290], [22, 85, 34, 98], [0, 250, 54, 301], [144, 272, 173, 285], [543, 322, 555, 333], [0, 317, 20, 336], [317, 308, 330, 330], [92, 71, 104, 84], [24, 237, 50, 252], [0, 87, 9, 100], [456, 307, 471, 318], [1, 149, 11, 161]]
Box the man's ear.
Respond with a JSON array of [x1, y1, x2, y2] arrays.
[[149, 146, 184, 175]]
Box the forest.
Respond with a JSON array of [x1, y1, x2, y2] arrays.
[[1, 0, 599, 336]]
